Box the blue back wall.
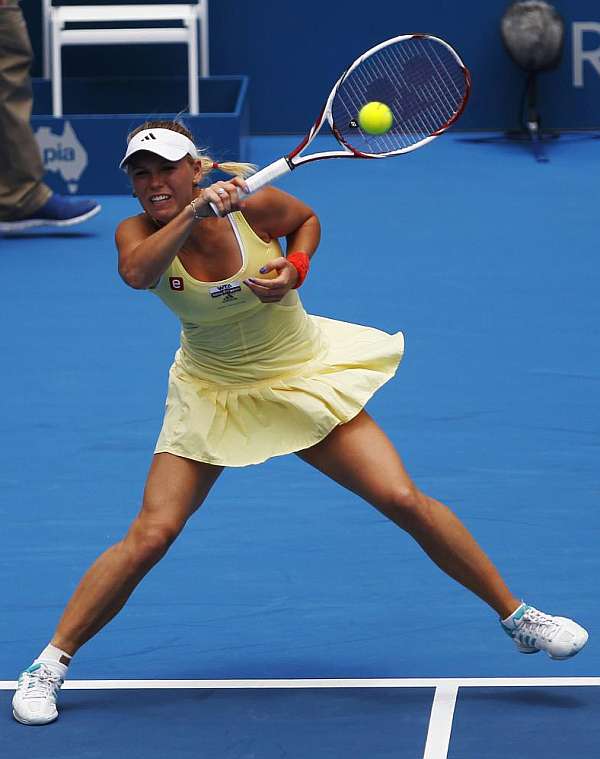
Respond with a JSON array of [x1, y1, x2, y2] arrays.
[[22, 0, 600, 131]]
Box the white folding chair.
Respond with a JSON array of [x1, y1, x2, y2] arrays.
[[42, 0, 209, 117]]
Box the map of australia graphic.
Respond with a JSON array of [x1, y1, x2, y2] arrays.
[[35, 121, 88, 194]]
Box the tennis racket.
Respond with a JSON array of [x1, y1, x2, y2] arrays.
[[209, 33, 470, 214]]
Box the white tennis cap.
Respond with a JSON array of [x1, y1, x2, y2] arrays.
[[119, 128, 198, 169]]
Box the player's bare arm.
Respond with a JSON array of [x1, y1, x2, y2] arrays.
[[243, 187, 320, 255], [116, 175, 248, 289], [242, 188, 320, 298], [116, 209, 196, 290]]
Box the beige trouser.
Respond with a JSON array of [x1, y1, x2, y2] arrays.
[[0, 0, 51, 220]]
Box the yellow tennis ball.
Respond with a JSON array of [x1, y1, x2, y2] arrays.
[[357, 101, 394, 135]]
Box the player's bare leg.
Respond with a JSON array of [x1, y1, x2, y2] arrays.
[[297, 410, 520, 618], [52, 453, 223, 655], [13, 453, 222, 725], [298, 411, 587, 659]]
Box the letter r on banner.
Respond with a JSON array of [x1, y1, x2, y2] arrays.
[[573, 22, 600, 87]]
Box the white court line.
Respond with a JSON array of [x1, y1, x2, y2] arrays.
[[423, 683, 459, 759], [1, 676, 600, 689], [2, 677, 597, 759]]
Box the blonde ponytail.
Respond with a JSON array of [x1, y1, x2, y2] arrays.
[[198, 155, 257, 179]]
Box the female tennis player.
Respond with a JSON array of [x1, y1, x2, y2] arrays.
[[12, 120, 588, 725]]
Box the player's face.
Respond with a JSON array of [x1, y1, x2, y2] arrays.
[[128, 152, 201, 222]]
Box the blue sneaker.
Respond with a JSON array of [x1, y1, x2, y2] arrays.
[[501, 603, 588, 660], [0, 194, 101, 232]]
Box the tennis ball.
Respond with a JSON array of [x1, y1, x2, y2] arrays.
[[357, 101, 394, 135]]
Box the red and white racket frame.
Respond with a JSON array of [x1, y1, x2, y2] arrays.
[[205, 33, 470, 214], [243, 34, 471, 195]]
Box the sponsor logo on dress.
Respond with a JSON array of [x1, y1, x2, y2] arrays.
[[209, 282, 242, 301], [169, 277, 184, 291]]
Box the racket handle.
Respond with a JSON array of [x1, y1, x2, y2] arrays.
[[244, 157, 292, 194], [204, 157, 292, 218]]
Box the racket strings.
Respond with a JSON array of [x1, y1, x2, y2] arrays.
[[331, 37, 468, 155]]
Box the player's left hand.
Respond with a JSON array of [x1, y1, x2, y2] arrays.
[[243, 258, 298, 302]]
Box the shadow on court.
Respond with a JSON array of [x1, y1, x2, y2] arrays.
[[0, 687, 433, 758], [450, 687, 600, 757]]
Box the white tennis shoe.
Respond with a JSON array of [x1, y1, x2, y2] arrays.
[[501, 603, 588, 660], [12, 663, 64, 725]]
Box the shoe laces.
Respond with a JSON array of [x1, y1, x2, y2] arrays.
[[18, 664, 62, 701], [518, 608, 560, 642]]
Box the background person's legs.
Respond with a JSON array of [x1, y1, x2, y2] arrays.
[[0, 0, 51, 221]]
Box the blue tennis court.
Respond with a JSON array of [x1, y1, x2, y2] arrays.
[[1, 132, 599, 757]]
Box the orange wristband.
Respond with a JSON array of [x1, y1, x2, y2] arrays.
[[287, 251, 310, 289]]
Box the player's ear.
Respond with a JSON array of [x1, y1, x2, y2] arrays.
[[192, 158, 203, 186]]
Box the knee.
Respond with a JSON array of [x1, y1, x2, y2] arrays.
[[378, 484, 430, 530], [124, 517, 181, 568]]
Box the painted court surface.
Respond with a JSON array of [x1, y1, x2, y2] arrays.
[[1, 134, 599, 757]]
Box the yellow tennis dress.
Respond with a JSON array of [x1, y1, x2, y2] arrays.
[[150, 211, 404, 466]]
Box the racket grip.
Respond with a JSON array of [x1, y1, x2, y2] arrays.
[[244, 157, 292, 194], [206, 157, 292, 217]]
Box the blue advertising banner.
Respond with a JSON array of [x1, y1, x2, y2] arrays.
[[30, 76, 249, 195]]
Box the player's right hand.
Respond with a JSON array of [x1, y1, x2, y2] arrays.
[[198, 177, 249, 216]]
